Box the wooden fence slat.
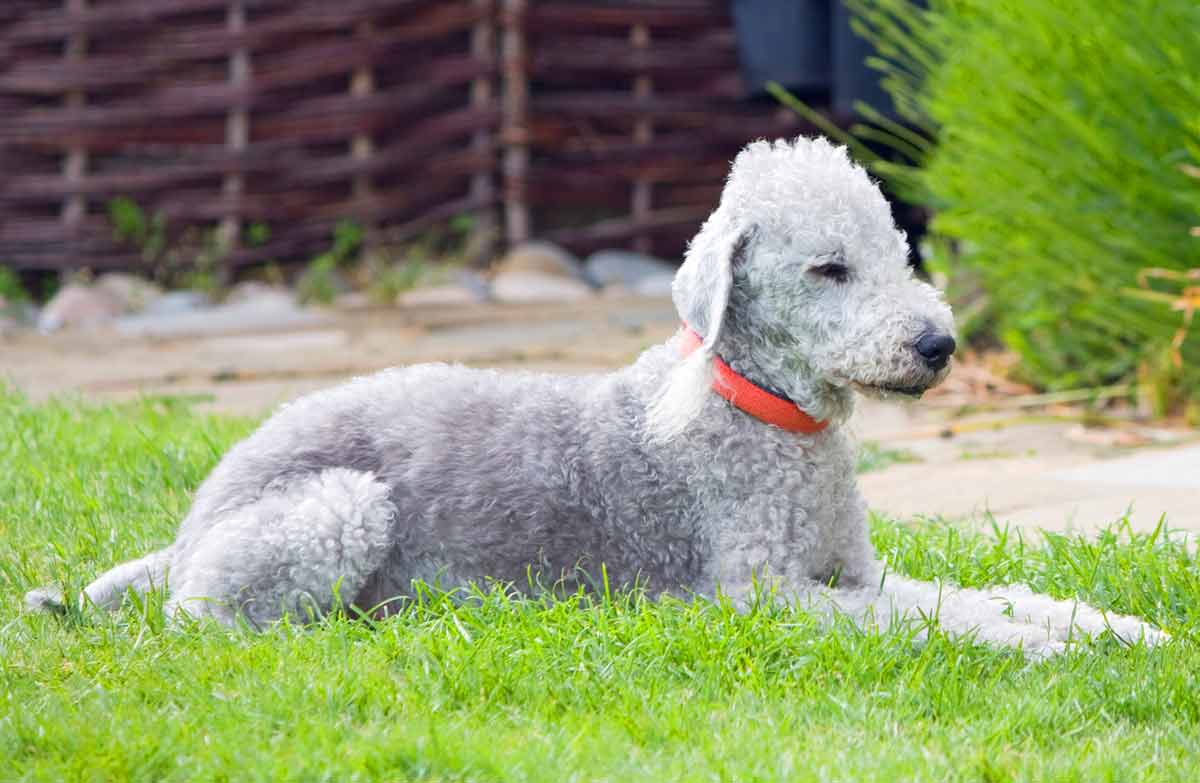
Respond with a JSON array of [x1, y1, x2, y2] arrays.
[[350, 16, 376, 238], [500, 0, 528, 244], [630, 21, 652, 254], [59, 0, 87, 233], [522, 6, 727, 31], [468, 0, 496, 261], [219, 0, 250, 277]]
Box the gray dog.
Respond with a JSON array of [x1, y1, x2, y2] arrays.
[[28, 137, 1165, 657]]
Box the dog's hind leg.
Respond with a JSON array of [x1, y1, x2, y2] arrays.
[[166, 468, 398, 628], [24, 548, 172, 615]]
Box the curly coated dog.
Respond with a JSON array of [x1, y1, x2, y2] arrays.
[[28, 137, 1166, 657]]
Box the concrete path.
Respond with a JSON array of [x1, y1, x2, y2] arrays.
[[3, 297, 1197, 536]]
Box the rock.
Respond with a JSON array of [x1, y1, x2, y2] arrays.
[[398, 269, 491, 308], [583, 249, 676, 288], [453, 268, 492, 300], [142, 290, 210, 316], [94, 273, 162, 312], [492, 241, 585, 280], [38, 283, 124, 332], [225, 280, 292, 305], [600, 275, 673, 299], [632, 274, 674, 298], [491, 271, 593, 304]]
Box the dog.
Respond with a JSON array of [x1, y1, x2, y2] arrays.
[[27, 137, 1166, 657]]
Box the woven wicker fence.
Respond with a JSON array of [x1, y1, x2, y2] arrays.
[[0, 0, 806, 273]]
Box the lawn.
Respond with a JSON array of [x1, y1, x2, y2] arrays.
[[2, 390, 1198, 782]]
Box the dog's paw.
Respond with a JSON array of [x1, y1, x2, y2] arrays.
[[1100, 614, 1170, 648]]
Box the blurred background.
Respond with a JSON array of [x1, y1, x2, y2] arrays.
[[1, 0, 1198, 529]]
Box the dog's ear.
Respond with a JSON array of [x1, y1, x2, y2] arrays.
[[646, 220, 756, 441]]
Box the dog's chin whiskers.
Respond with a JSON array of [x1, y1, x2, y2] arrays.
[[848, 380, 929, 399]]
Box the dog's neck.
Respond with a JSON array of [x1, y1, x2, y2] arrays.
[[713, 322, 856, 426], [680, 327, 829, 434]]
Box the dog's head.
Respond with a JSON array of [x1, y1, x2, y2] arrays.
[[650, 136, 956, 439]]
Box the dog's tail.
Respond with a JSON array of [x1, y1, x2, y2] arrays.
[[24, 547, 173, 615]]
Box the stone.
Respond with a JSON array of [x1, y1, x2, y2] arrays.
[[225, 280, 292, 305], [583, 249, 676, 287], [142, 290, 211, 316], [453, 268, 492, 300], [492, 241, 585, 280], [94, 273, 162, 312], [632, 274, 674, 298], [38, 283, 124, 332], [397, 269, 491, 308], [490, 271, 593, 304]]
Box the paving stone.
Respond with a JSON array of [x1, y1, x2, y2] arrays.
[[1053, 445, 1200, 489]]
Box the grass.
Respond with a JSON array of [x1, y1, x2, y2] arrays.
[[856, 440, 921, 473], [2, 390, 1198, 782]]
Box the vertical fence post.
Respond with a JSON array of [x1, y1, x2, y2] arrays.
[[630, 22, 653, 254], [220, 0, 249, 278], [501, 0, 529, 247], [350, 18, 376, 246], [469, 0, 497, 262], [60, 0, 88, 235]]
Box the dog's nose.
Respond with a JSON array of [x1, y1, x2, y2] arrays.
[[914, 332, 956, 370]]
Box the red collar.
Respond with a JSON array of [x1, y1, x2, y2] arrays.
[[679, 326, 829, 434]]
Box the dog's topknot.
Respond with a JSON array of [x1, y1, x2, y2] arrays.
[[720, 136, 896, 241]]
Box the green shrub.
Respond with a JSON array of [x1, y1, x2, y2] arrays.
[[106, 198, 227, 293], [295, 221, 363, 305], [0, 266, 30, 304], [781, 0, 1200, 403]]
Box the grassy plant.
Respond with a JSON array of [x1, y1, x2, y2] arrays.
[[0, 265, 30, 302], [2, 391, 1197, 781], [295, 221, 363, 305], [361, 251, 434, 304], [856, 440, 921, 473], [776, 0, 1200, 405], [107, 198, 227, 294]]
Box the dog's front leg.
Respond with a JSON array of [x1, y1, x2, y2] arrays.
[[800, 490, 1073, 657], [794, 571, 1074, 658], [930, 579, 1169, 648]]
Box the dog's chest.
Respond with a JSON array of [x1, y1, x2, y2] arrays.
[[685, 425, 859, 586]]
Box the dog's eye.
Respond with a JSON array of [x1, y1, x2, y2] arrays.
[[809, 262, 850, 283]]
